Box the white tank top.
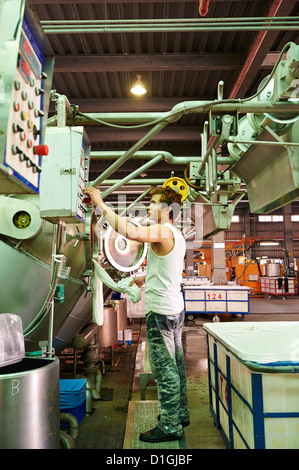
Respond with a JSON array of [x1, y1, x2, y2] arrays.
[[144, 222, 186, 315]]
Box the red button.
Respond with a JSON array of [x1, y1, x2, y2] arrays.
[[33, 145, 49, 156], [83, 195, 91, 204]]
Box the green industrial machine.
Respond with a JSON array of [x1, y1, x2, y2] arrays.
[[70, 42, 299, 237]]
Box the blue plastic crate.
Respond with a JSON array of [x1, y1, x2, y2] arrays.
[[60, 379, 86, 425], [60, 400, 86, 425]]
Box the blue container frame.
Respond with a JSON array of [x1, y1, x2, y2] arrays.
[[206, 335, 299, 449], [183, 287, 250, 317]]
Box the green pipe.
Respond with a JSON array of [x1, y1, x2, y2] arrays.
[[43, 26, 298, 34], [101, 154, 164, 197], [41, 17, 296, 25], [90, 150, 234, 165], [75, 112, 167, 125], [119, 186, 156, 216], [100, 179, 166, 186], [228, 139, 299, 147], [75, 102, 299, 128], [90, 121, 169, 187], [41, 18, 299, 34]]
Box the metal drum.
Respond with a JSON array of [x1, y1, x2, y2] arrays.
[[265, 263, 281, 277], [97, 219, 148, 280], [99, 307, 118, 348], [0, 356, 60, 449], [117, 298, 127, 332]]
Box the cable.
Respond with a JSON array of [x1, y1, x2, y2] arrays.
[[74, 42, 295, 131]]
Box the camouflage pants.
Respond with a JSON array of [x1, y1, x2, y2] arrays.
[[146, 310, 190, 436]]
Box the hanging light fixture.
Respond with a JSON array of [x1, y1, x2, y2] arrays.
[[130, 74, 147, 96]]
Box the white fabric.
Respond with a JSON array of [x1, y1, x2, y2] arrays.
[[203, 322, 299, 365], [144, 222, 186, 315], [92, 274, 104, 326], [93, 259, 141, 303]]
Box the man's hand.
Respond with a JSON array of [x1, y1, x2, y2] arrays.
[[84, 186, 103, 207], [130, 275, 146, 288]]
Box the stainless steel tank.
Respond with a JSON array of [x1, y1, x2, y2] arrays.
[[99, 307, 118, 348], [116, 298, 127, 331], [265, 263, 281, 277], [0, 356, 60, 449]]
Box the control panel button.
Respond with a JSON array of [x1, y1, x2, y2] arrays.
[[20, 131, 26, 141], [12, 145, 23, 155], [33, 144, 49, 156], [35, 87, 44, 96], [34, 109, 44, 118], [13, 123, 24, 133]]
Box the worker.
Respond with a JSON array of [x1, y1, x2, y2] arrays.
[[84, 185, 190, 443]]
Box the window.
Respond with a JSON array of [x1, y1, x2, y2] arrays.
[[291, 215, 299, 222], [258, 215, 283, 222], [231, 215, 239, 223]]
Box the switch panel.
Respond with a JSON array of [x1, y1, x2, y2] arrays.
[[39, 126, 91, 223], [0, 3, 54, 194]]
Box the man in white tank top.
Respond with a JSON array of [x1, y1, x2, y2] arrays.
[[84, 185, 190, 442]]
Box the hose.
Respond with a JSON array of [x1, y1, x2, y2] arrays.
[[23, 221, 65, 337]]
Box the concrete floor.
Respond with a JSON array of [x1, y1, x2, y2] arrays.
[[67, 296, 299, 451]]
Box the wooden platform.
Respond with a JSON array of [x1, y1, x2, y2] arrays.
[[123, 400, 187, 450]]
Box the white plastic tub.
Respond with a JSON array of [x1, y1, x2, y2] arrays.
[[203, 322, 299, 449]]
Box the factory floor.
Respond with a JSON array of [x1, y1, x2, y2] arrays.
[[61, 296, 299, 454]]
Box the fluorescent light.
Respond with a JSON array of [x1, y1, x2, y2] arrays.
[[259, 242, 280, 246]]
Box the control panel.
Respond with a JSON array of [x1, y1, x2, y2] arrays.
[[0, 2, 54, 194], [39, 126, 91, 223]]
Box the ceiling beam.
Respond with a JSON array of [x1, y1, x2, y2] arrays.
[[229, 0, 298, 98], [53, 53, 242, 73]]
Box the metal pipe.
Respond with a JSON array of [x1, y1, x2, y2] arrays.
[[60, 413, 79, 441], [119, 186, 156, 216], [56, 102, 299, 133], [90, 122, 169, 187], [72, 101, 299, 127], [41, 17, 299, 34], [55, 94, 73, 127], [41, 17, 296, 24], [199, 135, 221, 176], [90, 150, 234, 165], [101, 154, 164, 197], [228, 139, 299, 147], [72, 323, 99, 350], [100, 179, 165, 186], [60, 430, 76, 449], [23, 220, 65, 336]]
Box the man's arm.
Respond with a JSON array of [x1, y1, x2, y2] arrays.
[[84, 186, 172, 244]]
